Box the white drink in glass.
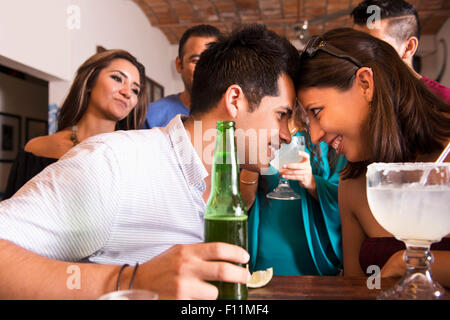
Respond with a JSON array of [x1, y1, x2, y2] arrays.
[[266, 135, 305, 200], [366, 162, 450, 299], [271, 137, 305, 170], [367, 183, 450, 246]]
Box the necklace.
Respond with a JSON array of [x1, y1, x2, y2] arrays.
[[70, 125, 80, 146]]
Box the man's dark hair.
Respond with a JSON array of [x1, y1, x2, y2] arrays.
[[178, 24, 222, 59], [351, 0, 420, 41], [190, 24, 300, 116]]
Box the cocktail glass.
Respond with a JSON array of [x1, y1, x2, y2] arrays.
[[366, 162, 450, 299], [98, 289, 158, 300], [267, 135, 305, 200]]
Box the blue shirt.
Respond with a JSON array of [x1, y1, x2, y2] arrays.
[[143, 94, 190, 129], [249, 131, 347, 276]]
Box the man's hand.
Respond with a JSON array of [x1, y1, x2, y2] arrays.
[[133, 242, 251, 299]]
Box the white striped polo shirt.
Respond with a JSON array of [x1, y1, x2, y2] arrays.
[[0, 115, 207, 265]]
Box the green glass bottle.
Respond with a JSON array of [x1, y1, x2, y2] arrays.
[[204, 121, 248, 300]]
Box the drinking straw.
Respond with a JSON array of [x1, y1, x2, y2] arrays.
[[419, 142, 450, 185], [435, 142, 450, 164]]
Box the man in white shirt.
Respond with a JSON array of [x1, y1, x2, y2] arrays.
[[0, 24, 299, 299]]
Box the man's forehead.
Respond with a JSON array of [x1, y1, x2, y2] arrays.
[[182, 36, 216, 53]]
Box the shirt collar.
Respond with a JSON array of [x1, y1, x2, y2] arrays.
[[164, 115, 208, 193]]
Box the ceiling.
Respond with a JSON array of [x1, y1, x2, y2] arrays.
[[132, 0, 450, 45]]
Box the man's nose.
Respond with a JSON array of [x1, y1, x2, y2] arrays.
[[280, 125, 291, 145]]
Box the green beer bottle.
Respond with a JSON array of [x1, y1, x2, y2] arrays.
[[204, 120, 248, 300]]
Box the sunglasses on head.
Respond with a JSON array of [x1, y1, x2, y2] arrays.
[[300, 35, 363, 68]]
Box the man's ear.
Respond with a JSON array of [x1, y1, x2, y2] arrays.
[[224, 85, 246, 119], [175, 56, 182, 74], [355, 67, 374, 103], [401, 36, 419, 61]]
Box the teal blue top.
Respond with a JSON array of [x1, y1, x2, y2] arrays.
[[248, 131, 347, 275]]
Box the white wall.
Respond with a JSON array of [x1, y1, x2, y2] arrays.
[[0, 0, 183, 193], [0, 0, 70, 81], [51, 0, 182, 105], [0, 0, 183, 106], [419, 17, 450, 88], [434, 17, 450, 87], [50, 0, 183, 106]]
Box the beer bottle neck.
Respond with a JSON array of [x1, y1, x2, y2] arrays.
[[206, 121, 247, 217], [210, 123, 240, 195]]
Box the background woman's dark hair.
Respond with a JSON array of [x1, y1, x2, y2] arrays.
[[295, 28, 450, 179], [190, 23, 300, 116], [57, 49, 148, 132]]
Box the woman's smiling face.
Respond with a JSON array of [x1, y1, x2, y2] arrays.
[[88, 58, 141, 122], [297, 80, 371, 162]]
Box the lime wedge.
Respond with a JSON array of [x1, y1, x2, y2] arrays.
[[247, 267, 273, 288]]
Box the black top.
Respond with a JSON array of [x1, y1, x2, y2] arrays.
[[3, 149, 58, 200], [359, 237, 450, 274]]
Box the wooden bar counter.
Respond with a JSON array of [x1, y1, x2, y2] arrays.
[[248, 275, 449, 300]]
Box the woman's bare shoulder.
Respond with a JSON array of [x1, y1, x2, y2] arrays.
[[24, 132, 71, 159], [340, 174, 391, 237], [340, 174, 365, 188], [339, 175, 366, 203], [339, 175, 369, 220]]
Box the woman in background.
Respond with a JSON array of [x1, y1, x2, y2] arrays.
[[3, 49, 148, 199]]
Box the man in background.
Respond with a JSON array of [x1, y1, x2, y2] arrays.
[[351, 0, 450, 102], [143, 24, 222, 128]]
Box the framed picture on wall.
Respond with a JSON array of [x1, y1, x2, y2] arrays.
[[147, 77, 164, 103], [25, 118, 48, 143], [152, 82, 164, 101], [0, 112, 21, 162]]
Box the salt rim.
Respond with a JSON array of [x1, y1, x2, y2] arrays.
[[367, 162, 450, 172]]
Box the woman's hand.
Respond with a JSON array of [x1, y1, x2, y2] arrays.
[[381, 250, 406, 278], [382, 249, 450, 288], [279, 150, 317, 199]]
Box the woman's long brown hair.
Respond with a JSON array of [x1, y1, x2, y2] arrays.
[[57, 49, 148, 132], [295, 28, 450, 179]]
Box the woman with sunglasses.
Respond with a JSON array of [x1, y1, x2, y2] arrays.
[[295, 28, 450, 287], [3, 49, 148, 200]]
